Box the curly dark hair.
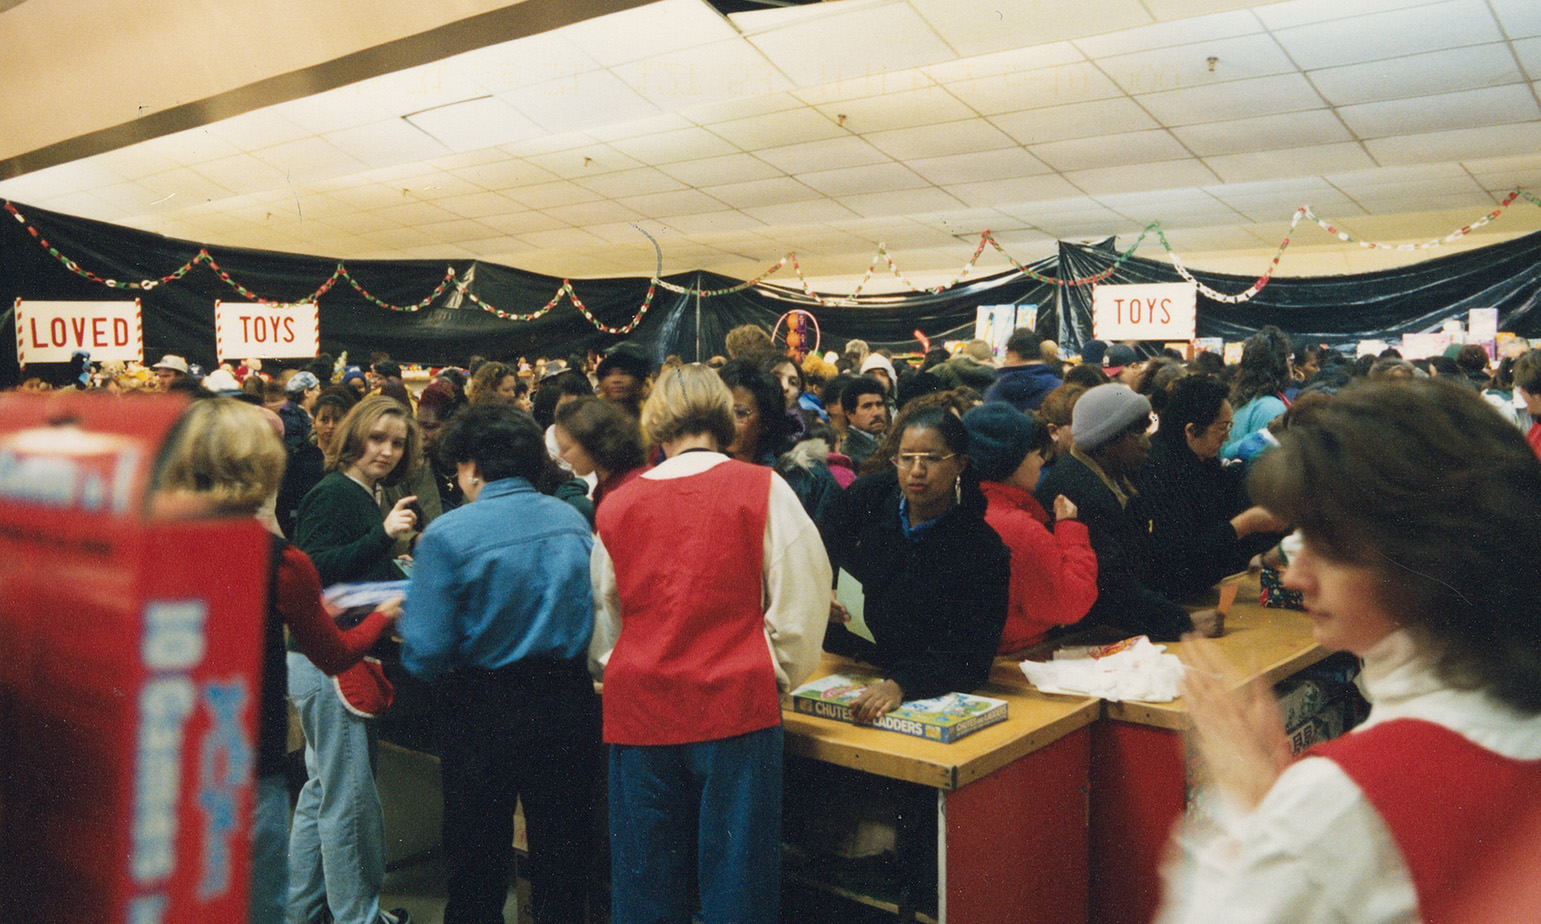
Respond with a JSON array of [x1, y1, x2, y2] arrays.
[[718, 358, 794, 460], [439, 404, 548, 484]]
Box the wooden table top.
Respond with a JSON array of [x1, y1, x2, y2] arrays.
[[781, 652, 1100, 791], [997, 573, 1329, 732]]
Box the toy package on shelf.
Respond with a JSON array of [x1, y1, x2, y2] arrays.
[[790, 673, 1008, 743]]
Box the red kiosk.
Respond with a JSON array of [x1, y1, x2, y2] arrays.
[[0, 392, 267, 924]]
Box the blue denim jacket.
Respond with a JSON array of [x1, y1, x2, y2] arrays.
[[401, 477, 594, 682]]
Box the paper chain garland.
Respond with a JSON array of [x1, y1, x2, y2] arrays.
[[7, 189, 1539, 322]]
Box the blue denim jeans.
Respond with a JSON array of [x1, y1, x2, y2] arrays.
[[608, 726, 783, 924], [286, 653, 385, 924], [251, 773, 290, 924]]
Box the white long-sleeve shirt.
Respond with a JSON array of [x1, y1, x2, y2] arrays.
[[1155, 630, 1541, 924]]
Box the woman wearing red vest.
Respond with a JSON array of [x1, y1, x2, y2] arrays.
[[1156, 379, 1541, 924], [589, 362, 832, 924]]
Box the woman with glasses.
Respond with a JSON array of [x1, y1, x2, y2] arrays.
[[820, 406, 1009, 722], [1132, 375, 1287, 601]]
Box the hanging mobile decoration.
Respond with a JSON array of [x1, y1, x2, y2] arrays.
[[772, 309, 820, 363]]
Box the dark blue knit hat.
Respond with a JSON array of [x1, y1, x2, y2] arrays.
[[1080, 340, 1108, 365], [963, 403, 1042, 482]]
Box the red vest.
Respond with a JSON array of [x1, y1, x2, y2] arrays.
[[1311, 718, 1541, 923], [596, 459, 781, 746]]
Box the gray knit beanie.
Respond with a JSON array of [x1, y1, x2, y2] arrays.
[[1072, 383, 1151, 453]]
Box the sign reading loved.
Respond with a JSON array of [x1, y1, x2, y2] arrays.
[[15, 300, 144, 365], [214, 302, 319, 361], [1092, 282, 1197, 342]]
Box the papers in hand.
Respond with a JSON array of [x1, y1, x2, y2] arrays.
[[1019, 636, 1184, 702], [323, 580, 408, 629], [836, 569, 874, 643]]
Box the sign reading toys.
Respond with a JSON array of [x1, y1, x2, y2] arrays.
[[15, 299, 144, 365], [214, 302, 320, 360], [1092, 282, 1197, 342]]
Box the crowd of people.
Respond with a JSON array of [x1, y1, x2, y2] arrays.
[[24, 320, 1541, 924]]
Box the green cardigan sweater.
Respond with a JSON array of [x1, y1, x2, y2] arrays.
[[295, 471, 402, 586]]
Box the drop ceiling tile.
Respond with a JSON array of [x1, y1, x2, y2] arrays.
[[606, 126, 742, 164], [1101, 34, 1297, 95], [943, 173, 1084, 208], [942, 61, 1125, 116], [516, 227, 608, 250], [612, 40, 793, 111], [838, 186, 966, 219], [743, 199, 863, 225], [1272, 0, 1504, 71], [134, 168, 234, 203], [705, 108, 847, 150], [201, 109, 313, 152], [320, 183, 411, 212], [1203, 141, 1376, 183], [862, 119, 1018, 161], [583, 220, 669, 245], [538, 198, 646, 227], [1031, 129, 1190, 172], [1072, 8, 1262, 57], [86, 146, 182, 183], [425, 149, 514, 172], [697, 176, 821, 209], [657, 153, 783, 187], [520, 144, 644, 178], [24, 190, 129, 222], [480, 210, 571, 236], [922, 42, 1086, 84], [1253, 0, 1438, 30], [275, 85, 398, 135], [322, 120, 451, 169], [372, 200, 463, 228], [754, 136, 890, 174], [1352, 191, 1493, 215], [1461, 152, 1541, 178], [1365, 121, 1541, 165], [616, 188, 728, 217], [993, 97, 1160, 146], [798, 162, 931, 197], [499, 179, 604, 210], [387, 172, 488, 200], [446, 160, 562, 193], [1063, 159, 1222, 196], [4, 159, 126, 197], [561, 0, 740, 68], [792, 70, 939, 107], [574, 167, 686, 199], [907, 148, 1050, 185], [502, 69, 661, 134], [1174, 110, 1351, 157], [1490, 0, 1541, 37], [415, 218, 506, 245], [660, 210, 767, 235], [142, 128, 246, 167], [746, 2, 955, 87], [440, 190, 542, 218], [584, 112, 696, 143], [1339, 84, 1539, 138], [1515, 37, 1541, 80], [404, 97, 547, 152], [319, 210, 403, 235], [810, 85, 978, 135], [912, 0, 1155, 56], [1307, 44, 1524, 107], [1137, 74, 1327, 126], [187, 154, 290, 197]]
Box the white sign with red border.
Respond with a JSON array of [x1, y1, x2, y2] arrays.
[[214, 302, 320, 361], [1092, 282, 1197, 342], [15, 299, 144, 366]]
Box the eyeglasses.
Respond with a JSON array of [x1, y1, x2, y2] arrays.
[[892, 452, 957, 470]]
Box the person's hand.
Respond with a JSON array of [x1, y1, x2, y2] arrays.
[[1231, 505, 1288, 538], [850, 679, 904, 724], [1179, 634, 1292, 812], [375, 596, 404, 624], [1189, 607, 1224, 637], [1053, 494, 1078, 521], [828, 592, 850, 625], [383, 495, 418, 538]]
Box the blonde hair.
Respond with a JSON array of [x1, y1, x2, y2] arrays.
[[641, 363, 735, 448], [155, 398, 287, 514], [325, 395, 421, 487]]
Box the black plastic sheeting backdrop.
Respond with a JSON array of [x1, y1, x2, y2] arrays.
[[4, 198, 1541, 387]]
